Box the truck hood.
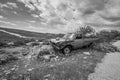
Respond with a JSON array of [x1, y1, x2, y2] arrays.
[[50, 38, 66, 43]]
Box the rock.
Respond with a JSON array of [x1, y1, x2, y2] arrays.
[[83, 52, 90, 55], [11, 67, 16, 71], [83, 57, 87, 59], [5, 70, 11, 74], [22, 52, 29, 56], [50, 65, 54, 67], [27, 68, 34, 72], [43, 55, 51, 60], [2, 79, 7, 80], [44, 74, 50, 78], [27, 55, 32, 59]]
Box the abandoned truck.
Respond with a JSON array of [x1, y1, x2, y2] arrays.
[[50, 33, 98, 54]]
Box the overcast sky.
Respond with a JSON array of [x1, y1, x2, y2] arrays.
[[0, 0, 120, 33]]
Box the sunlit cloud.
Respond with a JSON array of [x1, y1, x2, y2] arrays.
[[0, 3, 9, 8], [13, 11, 18, 15], [31, 14, 39, 18], [0, 2, 18, 9], [0, 15, 4, 19], [28, 25, 37, 29], [28, 20, 36, 23], [6, 2, 18, 8]]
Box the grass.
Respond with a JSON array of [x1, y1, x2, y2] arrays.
[[16, 42, 119, 80], [20, 49, 106, 80], [0, 46, 107, 80], [0, 41, 119, 80]]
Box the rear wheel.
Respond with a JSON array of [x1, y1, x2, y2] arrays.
[[62, 46, 72, 54], [88, 42, 93, 47]]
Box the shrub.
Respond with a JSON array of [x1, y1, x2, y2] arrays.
[[96, 30, 120, 42], [23, 39, 33, 43], [0, 50, 7, 54], [75, 26, 95, 37], [14, 40, 26, 46], [0, 54, 18, 65], [0, 42, 7, 47], [31, 42, 40, 46], [91, 43, 120, 52], [12, 51, 20, 54]]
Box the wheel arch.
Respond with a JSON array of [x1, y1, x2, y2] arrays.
[[63, 45, 73, 50], [61, 45, 73, 54]]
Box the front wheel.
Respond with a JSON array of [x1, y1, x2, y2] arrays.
[[62, 46, 72, 54]]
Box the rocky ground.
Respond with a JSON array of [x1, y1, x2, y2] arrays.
[[0, 42, 119, 80]]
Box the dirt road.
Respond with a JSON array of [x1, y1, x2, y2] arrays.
[[88, 41, 120, 80]]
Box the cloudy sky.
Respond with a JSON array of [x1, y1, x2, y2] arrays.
[[0, 0, 120, 33]]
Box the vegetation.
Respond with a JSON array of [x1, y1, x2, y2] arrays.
[[75, 26, 120, 52], [75, 26, 95, 37], [75, 26, 120, 42], [96, 30, 120, 42], [0, 27, 64, 41], [91, 42, 120, 52], [0, 51, 18, 65], [0, 42, 7, 47], [13, 40, 26, 46], [0, 26, 120, 80]]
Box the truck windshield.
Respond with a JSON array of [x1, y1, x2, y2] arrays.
[[63, 33, 75, 40]]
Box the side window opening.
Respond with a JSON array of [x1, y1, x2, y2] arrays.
[[76, 34, 82, 39]]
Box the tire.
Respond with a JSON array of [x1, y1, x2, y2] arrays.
[[88, 42, 96, 48], [87, 42, 93, 47], [62, 46, 72, 54]]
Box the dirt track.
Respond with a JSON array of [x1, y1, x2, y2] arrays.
[[88, 41, 120, 80]]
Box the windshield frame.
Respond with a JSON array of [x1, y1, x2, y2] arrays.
[[63, 33, 75, 40]]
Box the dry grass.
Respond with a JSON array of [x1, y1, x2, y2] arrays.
[[19, 49, 106, 80]]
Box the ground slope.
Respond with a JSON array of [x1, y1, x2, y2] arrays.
[[0, 46, 106, 80]]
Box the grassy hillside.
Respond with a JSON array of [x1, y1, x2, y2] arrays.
[[0, 27, 63, 38], [0, 27, 64, 42], [0, 31, 25, 42]]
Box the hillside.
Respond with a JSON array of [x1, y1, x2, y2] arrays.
[[0, 27, 64, 42], [0, 26, 120, 80], [0, 30, 25, 42]]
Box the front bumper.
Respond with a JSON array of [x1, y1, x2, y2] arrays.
[[49, 41, 61, 50]]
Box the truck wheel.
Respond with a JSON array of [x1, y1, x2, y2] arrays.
[[62, 46, 72, 54], [87, 42, 93, 47], [87, 42, 96, 49]]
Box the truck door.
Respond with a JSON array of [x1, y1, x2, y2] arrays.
[[82, 37, 93, 46], [72, 34, 84, 49]]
